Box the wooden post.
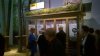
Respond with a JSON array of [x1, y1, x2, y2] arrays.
[[77, 15, 81, 56], [18, 0, 23, 52], [66, 18, 69, 56], [1, 0, 10, 51], [9, 0, 14, 46]]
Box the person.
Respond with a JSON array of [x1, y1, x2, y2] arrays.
[[28, 28, 37, 56], [38, 28, 48, 56], [45, 28, 64, 56], [81, 25, 96, 56], [95, 29, 100, 56], [0, 33, 5, 56], [89, 28, 94, 34], [56, 27, 66, 55]]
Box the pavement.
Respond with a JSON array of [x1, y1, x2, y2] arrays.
[[4, 48, 27, 56], [4, 48, 40, 56]]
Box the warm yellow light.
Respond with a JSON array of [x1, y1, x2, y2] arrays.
[[30, 2, 44, 10]]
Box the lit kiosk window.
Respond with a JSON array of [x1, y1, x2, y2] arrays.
[[56, 19, 66, 33], [30, 2, 44, 10], [68, 20, 77, 41], [46, 20, 54, 29]]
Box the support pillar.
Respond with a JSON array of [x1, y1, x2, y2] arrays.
[[9, 0, 14, 46], [18, 0, 23, 52]]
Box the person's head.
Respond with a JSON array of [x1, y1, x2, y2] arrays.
[[81, 25, 89, 35], [58, 27, 63, 31], [95, 29, 100, 37], [39, 31, 42, 34], [45, 28, 56, 42], [41, 28, 45, 34], [89, 28, 94, 34], [30, 28, 35, 33], [39, 28, 45, 34]]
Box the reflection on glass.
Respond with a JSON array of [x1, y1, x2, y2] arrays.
[[28, 20, 35, 30], [46, 20, 54, 29], [56, 19, 66, 33], [68, 19, 78, 56], [69, 20, 77, 41], [37, 20, 44, 35]]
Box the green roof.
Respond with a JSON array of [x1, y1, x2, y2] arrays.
[[25, 3, 80, 16]]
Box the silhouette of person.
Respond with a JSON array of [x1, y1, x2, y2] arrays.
[[56, 27, 66, 56], [0, 33, 5, 56], [38, 28, 48, 56], [95, 29, 100, 56], [81, 25, 96, 56], [28, 28, 37, 56], [45, 28, 64, 56], [89, 28, 94, 34]]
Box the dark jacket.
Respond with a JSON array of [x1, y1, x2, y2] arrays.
[[82, 34, 96, 56], [0, 34, 5, 56], [97, 36, 100, 56], [28, 33, 37, 53], [46, 39, 64, 56], [38, 34, 48, 53], [56, 30, 66, 49]]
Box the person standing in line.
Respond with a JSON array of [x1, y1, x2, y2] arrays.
[[0, 33, 5, 56], [81, 25, 96, 56], [45, 28, 64, 56], [95, 29, 100, 56], [56, 27, 66, 56], [38, 28, 48, 56], [28, 28, 37, 56], [88, 28, 96, 55]]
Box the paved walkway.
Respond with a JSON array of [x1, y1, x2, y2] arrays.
[[4, 48, 27, 56], [4, 48, 40, 56]]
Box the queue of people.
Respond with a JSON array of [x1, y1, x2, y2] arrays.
[[81, 25, 96, 56], [28, 27, 66, 56], [80, 25, 100, 56], [27, 25, 100, 56], [0, 25, 100, 56]]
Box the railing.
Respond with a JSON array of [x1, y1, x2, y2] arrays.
[[4, 36, 10, 51], [4, 35, 28, 52], [15, 35, 28, 51]]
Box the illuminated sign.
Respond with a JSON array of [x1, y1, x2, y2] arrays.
[[30, 2, 44, 10]]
